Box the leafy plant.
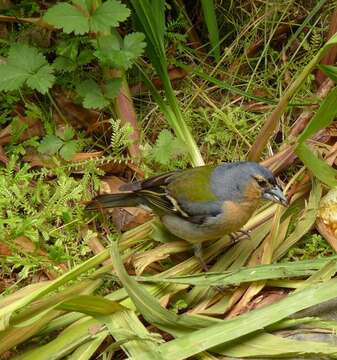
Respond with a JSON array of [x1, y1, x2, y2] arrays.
[[150, 129, 186, 166], [109, 118, 133, 156], [0, 44, 55, 94], [0, 156, 101, 279], [38, 126, 82, 161], [130, 0, 204, 167], [43, 0, 130, 35], [76, 78, 122, 109], [43, 0, 146, 110]]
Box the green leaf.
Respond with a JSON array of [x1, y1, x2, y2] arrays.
[[151, 278, 337, 360], [90, 0, 130, 32], [60, 141, 81, 161], [105, 78, 122, 99], [0, 250, 110, 331], [53, 56, 76, 72], [43, 2, 89, 35], [137, 256, 337, 286], [219, 331, 337, 358], [9, 43, 46, 72], [56, 39, 79, 61], [130, 1, 204, 166], [62, 126, 75, 141], [152, 130, 186, 165], [200, 0, 220, 61], [123, 32, 146, 67], [0, 44, 54, 93], [297, 86, 337, 143], [0, 64, 28, 91], [295, 143, 337, 187], [57, 295, 125, 316], [38, 135, 63, 155], [25, 64, 55, 94], [44, 0, 130, 35], [76, 79, 108, 109], [317, 64, 337, 82], [94, 34, 125, 68], [77, 49, 94, 66], [94, 32, 145, 69]]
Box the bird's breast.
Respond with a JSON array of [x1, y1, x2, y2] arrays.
[[161, 199, 259, 244], [209, 199, 260, 233]]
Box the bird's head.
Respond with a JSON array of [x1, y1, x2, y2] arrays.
[[244, 162, 288, 206], [212, 162, 288, 207]]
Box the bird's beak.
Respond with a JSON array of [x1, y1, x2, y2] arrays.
[[263, 186, 288, 206]]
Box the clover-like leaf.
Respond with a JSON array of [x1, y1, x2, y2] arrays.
[[0, 44, 55, 93], [94, 32, 145, 69], [38, 135, 63, 155], [123, 32, 146, 62], [94, 34, 120, 65], [90, 0, 130, 32], [152, 130, 186, 165], [76, 79, 109, 109], [60, 140, 81, 160], [43, 2, 89, 35], [44, 0, 130, 35], [26, 65, 55, 94]]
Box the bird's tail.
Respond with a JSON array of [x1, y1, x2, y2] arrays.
[[86, 193, 142, 210]]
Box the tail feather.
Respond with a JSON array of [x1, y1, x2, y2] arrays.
[[86, 193, 142, 210]]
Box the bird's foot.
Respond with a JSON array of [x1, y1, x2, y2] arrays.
[[229, 229, 251, 244]]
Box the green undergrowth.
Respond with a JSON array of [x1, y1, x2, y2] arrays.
[[0, 156, 103, 288], [283, 233, 334, 262], [1, 0, 337, 358]]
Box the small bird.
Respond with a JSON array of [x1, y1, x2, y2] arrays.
[[86, 161, 288, 269]]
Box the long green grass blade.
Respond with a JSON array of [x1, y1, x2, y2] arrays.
[[130, 0, 204, 166], [298, 86, 337, 143], [295, 143, 337, 187], [200, 0, 220, 61], [149, 277, 337, 359], [136, 256, 337, 286], [218, 331, 337, 357]]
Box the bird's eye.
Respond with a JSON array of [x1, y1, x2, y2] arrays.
[[255, 178, 267, 187]]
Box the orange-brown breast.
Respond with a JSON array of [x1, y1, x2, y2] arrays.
[[221, 196, 260, 233]]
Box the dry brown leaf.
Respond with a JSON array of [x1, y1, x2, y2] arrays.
[[0, 115, 44, 146]]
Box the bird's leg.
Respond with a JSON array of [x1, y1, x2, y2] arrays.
[[193, 243, 209, 272], [193, 244, 226, 294]]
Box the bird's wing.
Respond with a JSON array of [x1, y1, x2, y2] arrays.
[[166, 165, 224, 221], [120, 166, 224, 221], [118, 170, 183, 216]]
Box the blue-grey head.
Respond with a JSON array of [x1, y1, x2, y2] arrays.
[[211, 161, 288, 206]]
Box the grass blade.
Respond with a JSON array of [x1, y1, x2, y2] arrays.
[[150, 277, 337, 359], [136, 256, 337, 286], [200, 0, 220, 61], [130, 0, 204, 166]]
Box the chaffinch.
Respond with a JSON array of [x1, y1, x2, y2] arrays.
[[87, 161, 288, 268]]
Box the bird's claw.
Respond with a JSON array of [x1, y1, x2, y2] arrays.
[[229, 229, 251, 244]]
